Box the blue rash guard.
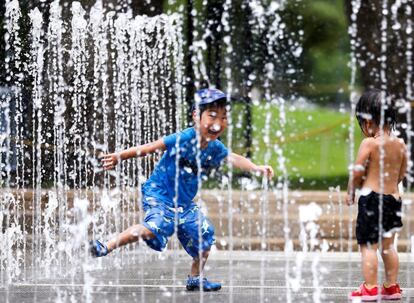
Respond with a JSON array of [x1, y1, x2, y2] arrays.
[[141, 127, 228, 209]]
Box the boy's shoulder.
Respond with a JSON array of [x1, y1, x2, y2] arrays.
[[360, 137, 376, 148], [178, 127, 195, 136], [170, 127, 196, 141], [164, 127, 195, 149], [387, 135, 406, 149], [361, 135, 406, 153], [210, 138, 227, 149], [396, 137, 406, 147], [396, 137, 407, 154]]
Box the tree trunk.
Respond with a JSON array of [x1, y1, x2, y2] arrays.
[[185, 0, 195, 124], [345, 0, 414, 176]]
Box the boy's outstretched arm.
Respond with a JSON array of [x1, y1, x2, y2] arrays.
[[101, 138, 166, 170], [226, 152, 274, 179], [346, 138, 372, 205]]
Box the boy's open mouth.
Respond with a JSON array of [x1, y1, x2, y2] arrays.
[[207, 124, 222, 136], [208, 129, 221, 135]]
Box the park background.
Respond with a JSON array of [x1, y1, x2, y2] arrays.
[[3, 0, 410, 191], [2, 1, 414, 302]]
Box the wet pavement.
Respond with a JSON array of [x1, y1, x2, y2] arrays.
[[1, 250, 413, 303]]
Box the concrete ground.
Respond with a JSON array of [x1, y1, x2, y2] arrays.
[[1, 249, 413, 303]]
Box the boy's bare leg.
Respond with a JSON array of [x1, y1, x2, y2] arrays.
[[190, 250, 210, 276], [106, 224, 155, 252], [361, 244, 379, 288], [381, 234, 399, 286]]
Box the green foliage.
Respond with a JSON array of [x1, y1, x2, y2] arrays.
[[226, 103, 363, 190], [287, 0, 353, 104], [165, 0, 355, 105]]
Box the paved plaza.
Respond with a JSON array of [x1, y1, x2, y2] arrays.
[[1, 250, 413, 303]]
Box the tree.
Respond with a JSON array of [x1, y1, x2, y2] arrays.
[[345, 0, 414, 178], [345, 1, 413, 97]]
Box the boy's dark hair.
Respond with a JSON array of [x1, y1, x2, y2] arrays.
[[198, 98, 228, 116], [356, 88, 396, 131]]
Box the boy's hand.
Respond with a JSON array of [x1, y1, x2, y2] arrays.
[[255, 165, 274, 179], [101, 153, 120, 170], [346, 192, 355, 205]]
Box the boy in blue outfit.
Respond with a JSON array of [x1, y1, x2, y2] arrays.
[[91, 88, 274, 291]]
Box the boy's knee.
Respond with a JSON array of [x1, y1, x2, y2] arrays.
[[192, 250, 210, 262], [381, 245, 395, 255], [141, 225, 155, 239], [129, 224, 155, 240], [202, 249, 210, 258]]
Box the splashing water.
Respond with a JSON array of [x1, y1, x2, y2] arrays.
[[1, 0, 306, 301], [6, 0, 414, 303], [2, 0, 185, 292]]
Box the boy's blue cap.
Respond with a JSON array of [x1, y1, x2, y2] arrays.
[[194, 88, 226, 106]]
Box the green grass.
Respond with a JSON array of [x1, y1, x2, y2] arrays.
[[225, 103, 363, 190]]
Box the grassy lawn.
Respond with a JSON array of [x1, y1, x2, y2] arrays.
[[226, 103, 363, 190]]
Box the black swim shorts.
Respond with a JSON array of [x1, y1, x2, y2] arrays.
[[356, 191, 403, 245]]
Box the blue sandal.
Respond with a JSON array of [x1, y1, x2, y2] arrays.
[[89, 240, 108, 257], [186, 275, 222, 291]]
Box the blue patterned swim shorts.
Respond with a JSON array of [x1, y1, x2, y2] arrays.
[[141, 196, 215, 258]]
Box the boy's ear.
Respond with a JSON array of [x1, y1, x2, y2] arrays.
[[367, 119, 374, 129], [364, 120, 375, 135]]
